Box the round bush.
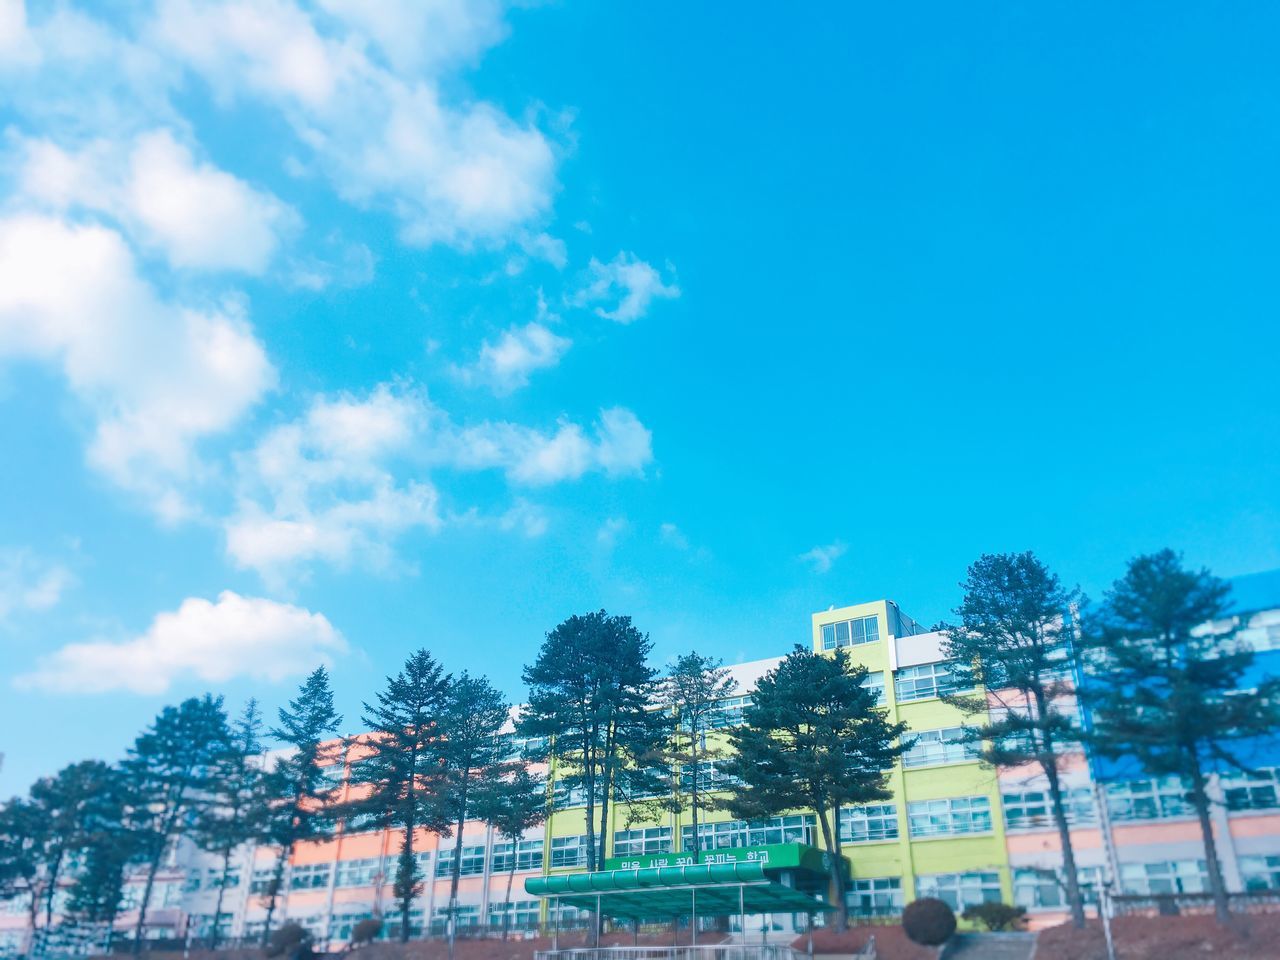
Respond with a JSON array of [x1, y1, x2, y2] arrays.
[[265, 922, 310, 958], [902, 897, 957, 946], [350, 917, 384, 947]]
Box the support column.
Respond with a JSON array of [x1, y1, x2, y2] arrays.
[[552, 897, 559, 951], [691, 887, 697, 946]]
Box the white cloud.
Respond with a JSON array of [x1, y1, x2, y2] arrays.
[[0, 214, 275, 518], [14, 129, 295, 273], [457, 321, 571, 394], [0, 549, 74, 623], [660, 522, 691, 551], [226, 383, 654, 580], [572, 252, 680, 324], [800, 541, 847, 574], [226, 385, 441, 580], [150, 0, 558, 248], [597, 516, 630, 549], [451, 406, 653, 485], [15, 590, 346, 694]]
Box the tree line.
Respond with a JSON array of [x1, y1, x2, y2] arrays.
[[1, 549, 1277, 950]]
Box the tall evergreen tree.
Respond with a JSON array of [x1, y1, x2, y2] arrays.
[[518, 611, 665, 872], [1080, 550, 1280, 924], [721, 646, 910, 932], [940, 552, 1089, 928], [120, 695, 231, 954], [473, 767, 547, 941], [0, 797, 47, 942], [655, 652, 738, 856], [343, 650, 450, 943], [65, 770, 134, 954], [197, 700, 271, 949], [262, 667, 343, 944], [29, 761, 123, 937], [436, 672, 511, 958]]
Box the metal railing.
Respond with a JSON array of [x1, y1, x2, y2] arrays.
[[535, 947, 804, 960]]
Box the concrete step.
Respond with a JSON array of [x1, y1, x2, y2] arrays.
[[943, 932, 1038, 960]]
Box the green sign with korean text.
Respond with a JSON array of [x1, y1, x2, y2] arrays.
[[603, 842, 835, 876]]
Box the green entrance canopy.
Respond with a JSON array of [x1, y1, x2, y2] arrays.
[[525, 861, 835, 922]]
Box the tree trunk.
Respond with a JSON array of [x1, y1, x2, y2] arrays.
[[44, 850, 64, 932], [1188, 758, 1231, 924], [690, 742, 701, 857], [399, 832, 414, 943], [261, 851, 287, 947], [448, 804, 467, 960], [131, 847, 162, 956], [209, 849, 233, 950], [1040, 738, 1086, 928], [816, 806, 848, 933], [503, 853, 517, 942]]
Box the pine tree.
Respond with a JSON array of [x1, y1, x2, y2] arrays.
[[0, 797, 47, 944], [721, 646, 910, 932], [120, 695, 231, 954], [65, 770, 134, 954], [26, 760, 124, 950], [435, 672, 511, 959], [518, 611, 664, 873], [263, 667, 343, 945], [1081, 550, 1280, 924], [656, 652, 738, 856], [940, 552, 1089, 928], [473, 767, 546, 941], [197, 700, 271, 948], [343, 650, 450, 944]]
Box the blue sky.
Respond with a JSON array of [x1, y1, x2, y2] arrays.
[[2, 1, 1278, 796]]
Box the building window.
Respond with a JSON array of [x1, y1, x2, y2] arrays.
[[916, 872, 1002, 911], [613, 828, 673, 857], [1119, 860, 1208, 895], [343, 811, 381, 834], [329, 911, 377, 943], [435, 844, 486, 878], [902, 727, 979, 768], [821, 615, 880, 650], [1105, 777, 1191, 821], [1002, 788, 1097, 831], [316, 764, 346, 793], [893, 662, 967, 702], [1222, 768, 1280, 812], [550, 835, 589, 869], [616, 767, 669, 801], [847, 877, 902, 916], [491, 839, 544, 873], [1240, 855, 1280, 892], [488, 899, 541, 929], [706, 695, 753, 729], [552, 781, 605, 810], [682, 815, 816, 851], [839, 804, 898, 843], [288, 863, 330, 891], [1012, 867, 1102, 909], [680, 760, 741, 794], [384, 908, 425, 939], [249, 867, 278, 894], [335, 857, 382, 888], [907, 796, 992, 837], [861, 671, 886, 705]]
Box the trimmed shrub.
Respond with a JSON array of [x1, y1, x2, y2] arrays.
[[265, 922, 311, 958], [961, 901, 1026, 932], [350, 918, 384, 947], [902, 897, 957, 946]]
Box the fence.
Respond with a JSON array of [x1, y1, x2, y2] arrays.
[[1109, 889, 1280, 917], [534, 946, 805, 960]]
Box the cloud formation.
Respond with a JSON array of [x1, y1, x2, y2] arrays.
[[0, 549, 73, 623], [456, 321, 571, 394], [16, 590, 346, 694], [800, 541, 847, 574], [14, 130, 296, 273], [572, 252, 680, 323], [0, 214, 275, 519], [226, 386, 441, 580]]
